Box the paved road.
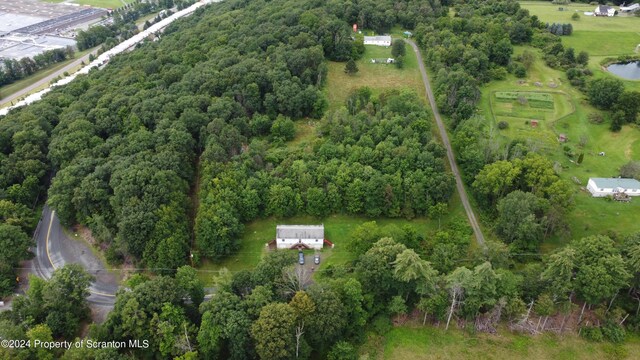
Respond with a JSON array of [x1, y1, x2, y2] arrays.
[[0, 50, 98, 106], [408, 40, 486, 247], [30, 205, 119, 306]]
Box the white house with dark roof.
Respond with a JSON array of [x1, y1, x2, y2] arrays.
[[594, 5, 616, 16], [587, 178, 640, 197], [364, 35, 392, 46], [276, 225, 324, 249]]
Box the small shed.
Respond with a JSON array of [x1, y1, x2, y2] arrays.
[[558, 133, 568, 142], [403, 31, 413, 38]]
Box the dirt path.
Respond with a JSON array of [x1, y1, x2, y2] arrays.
[[408, 40, 486, 248]]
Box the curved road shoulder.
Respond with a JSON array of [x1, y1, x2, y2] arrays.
[[32, 206, 118, 305], [408, 40, 486, 247]]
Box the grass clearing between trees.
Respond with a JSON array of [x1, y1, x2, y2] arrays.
[[480, 46, 640, 250], [325, 39, 426, 112], [196, 194, 467, 285], [375, 324, 640, 360]]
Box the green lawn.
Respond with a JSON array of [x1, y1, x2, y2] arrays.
[[519, 1, 640, 91], [375, 324, 640, 360], [490, 90, 575, 149], [325, 38, 426, 112], [479, 46, 640, 250], [41, 0, 135, 9], [196, 196, 468, 285]]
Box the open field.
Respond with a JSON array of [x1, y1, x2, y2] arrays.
[[325, 39, 426, 112], [520, 1, 640, 90], [490, 90, 575, 149], [375, 324, 640, 360], [480, 46, 640, 249]]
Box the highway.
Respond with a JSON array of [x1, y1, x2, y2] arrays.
[[409, 40, 487, 248], [31, 206, 119, 306], [0, 49, 99, 107], [0, 0, 217, 116]]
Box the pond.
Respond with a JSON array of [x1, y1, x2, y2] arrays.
[[606, 61, 640, 80]]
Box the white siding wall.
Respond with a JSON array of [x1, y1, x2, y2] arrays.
[[364, 40, 391, 46], [276, 238, 323, 249]]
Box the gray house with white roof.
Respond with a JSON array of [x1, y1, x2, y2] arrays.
[[587, 178, 640, 197]]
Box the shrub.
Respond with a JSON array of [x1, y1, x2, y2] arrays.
[[371, 314, 392, 335], [602, 322, 626, 343], [581, 326, 604, 342], [498, 121, 509, 129], [572, 12, 580, 21]]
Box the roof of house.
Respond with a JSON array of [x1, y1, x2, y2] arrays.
[[276, 225, 324, 239], [589, 178, 640, 189], [364, 35, 392, 42], [620, 3, 640, 10], [596, 5, 613, 12]]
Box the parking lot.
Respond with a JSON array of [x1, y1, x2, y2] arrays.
[[0, 0, 107, 60]]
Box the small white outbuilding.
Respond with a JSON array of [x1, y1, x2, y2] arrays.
[[587, 178, 640, 197]]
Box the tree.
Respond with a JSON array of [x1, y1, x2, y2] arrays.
[[327, 341, 357, 360], [391, 39, 406, 58], [388, 295, 408, 317], [615, 91, 640, 123], [572, 235, 630, 305], [392, 248, 438, 297], [344, 59, 358, 75], [610, 110, 625, 132], [251, 303, 297, 360], [356, 238, 407, 302], [520, 50, 535, 70], [175, 265, 204, 308], [270, 115, 296, 141], [588, 78, 624, 110], [576, 51, 589, 66], [572, 12, 580, 21], [496, 190, 546, 252], [429, 202, 448, 229], [620, 161, 640, 180]]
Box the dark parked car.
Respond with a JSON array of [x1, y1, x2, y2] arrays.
[[298, 251, 305, 265], [314, 254, 320, 265]]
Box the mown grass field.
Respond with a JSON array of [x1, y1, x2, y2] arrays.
[[480, 46, 640, 250], [197, 194, 468, 285], [520, 1, 640, 91], [490, 90, 575, 148], [373, 324, 640, 360], [325, 38, 426, 112]]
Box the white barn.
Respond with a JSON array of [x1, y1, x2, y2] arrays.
[[587, 178, 640, 197], [364, 35, 392, 46], [276, 225, 324, 250]]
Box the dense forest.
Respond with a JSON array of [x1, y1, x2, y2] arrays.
[[3, 0, 640, 358]]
